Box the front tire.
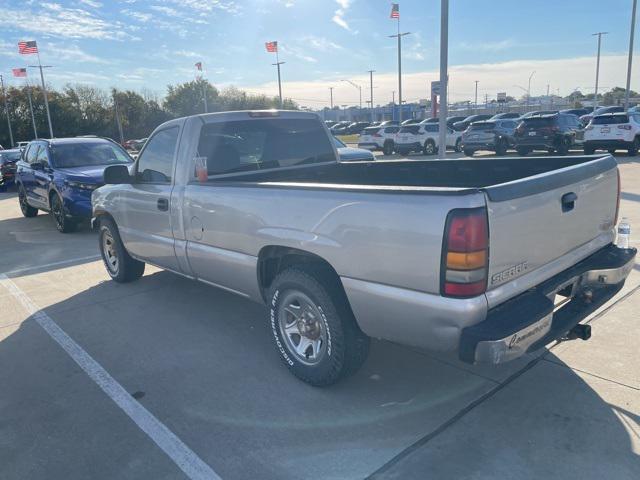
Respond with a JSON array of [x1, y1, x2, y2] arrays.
[[463, 148, 475, 157], [584, 144, 596, 155], [51, 193, 77, 233], [556, 137, 570, 155], [18, 185, 38, 218], [268, 267, 370, 386], [382, 141, 394, 155], [628, 137, 639, 156], [495, 139, 507, 156], [454, 138, 462, 152], [98, 217, 145, 283], [516, 146, 530, 156]]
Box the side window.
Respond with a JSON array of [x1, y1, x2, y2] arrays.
[[136, 127, 179, 183], [384, 127, 399, 134], [26, 144, 40, 164], [36, 145, 50, 166]]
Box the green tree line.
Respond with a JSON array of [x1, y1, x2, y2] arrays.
[[0, 79, 297, 147]]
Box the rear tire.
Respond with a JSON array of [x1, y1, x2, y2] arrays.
[[382, 141, 394, 155], [454, 138, 462, 153], [555, 137, 569, 155], [463, 148, 475, 157], [628, 137, 639, 156], [18, 185, 38, 218], [516, 146, 530, 156], [584, 145, 596, 155], [50, 193, 77, 233], [98, 217, 145, 283], [268, 267, 370, 386], [423, 139, 436, 155]]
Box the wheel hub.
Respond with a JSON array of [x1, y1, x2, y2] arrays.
[[278, 291, 327, 365]]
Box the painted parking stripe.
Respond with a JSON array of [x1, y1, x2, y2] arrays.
[[4, 255, 101, 277], [0, 274, 221, 480]]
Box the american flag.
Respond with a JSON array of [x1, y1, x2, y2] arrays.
[[265, 41, 278, 53], [18, 40, 38, 54], [195, 62, 202, 71], [12, 68, 27, 77], [390, 3, 399, 19]]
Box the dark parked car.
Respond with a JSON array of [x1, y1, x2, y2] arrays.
[[0, 148, 21, 188], [329, 121, 351, 134], [580, 106, 624, 126], [421, 116, 467, 127], [452, 114, 492, 131], [513, 113, 584, 156], [561, 108, 590, 118], [401, 118, 421, 125], [519, 110, 558, 119], [462, 119, 518, 156], [15, 137, 133, 232], [490, 112, 522, 120]]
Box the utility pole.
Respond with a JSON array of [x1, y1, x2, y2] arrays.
[[624, 0, 637, 110], [0, 75, 14, 147], [392, 91, 395, 105], [592, 32, 609, 110], [368, 70, 375, 122], [527, 70, 536, 109], [273, 48, 285, 108], [389, 12, 411, 123], [438, 0, 449, 159], [474, 80, 479, 112], [329, 87, 334, 109]]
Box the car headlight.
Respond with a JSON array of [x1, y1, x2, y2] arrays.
[[65, 180, 99, 190]]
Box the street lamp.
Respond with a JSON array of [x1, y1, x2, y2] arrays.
[[592, 32, 609, 110], [341, 79, 362, 110], [527, 70, 536, 108]]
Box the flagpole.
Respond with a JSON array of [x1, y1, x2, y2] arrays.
[[36, 50, 54, 138], [26, 82, 37, 139], [389, 7, 410, 124], [0, 75, 14, 148], [274, 48, 284, 109]]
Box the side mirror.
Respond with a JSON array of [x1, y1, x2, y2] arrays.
[[104, 165, 132, 184]]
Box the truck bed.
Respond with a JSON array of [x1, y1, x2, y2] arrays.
[[217, 155, 614, 201]]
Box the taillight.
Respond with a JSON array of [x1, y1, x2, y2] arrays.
[[615, 169, 621, 225], [441, 208, 489, 298], [617, 125, 632, 130]]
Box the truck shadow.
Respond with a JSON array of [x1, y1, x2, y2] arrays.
[[1, 269, 638, 479]]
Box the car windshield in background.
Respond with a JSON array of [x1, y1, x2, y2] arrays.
[[0, 150, 21, 162], [197, 118, 335, 175], [51, 142, 132, 168], [592, 115, 629, 125], [362, 127, 381, 135], [399, 125, 420, 134]]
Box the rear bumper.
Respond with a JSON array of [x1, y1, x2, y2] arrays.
[[460, 244, 636, 364], [585, 139, 634, 149], [463, 141, 497, 151]]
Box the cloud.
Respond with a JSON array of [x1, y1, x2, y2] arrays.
[[0, 4, 135, 40], [46, 43, 110, 64], [149, 5, 180, 16], [280, 45, 318, 63], [120, 9, 153, 22], [457, 39, 516, 52], [77, 0, 103, 8], [173, 50, 202, 58], [303, 36, 343, 52], [332, 0, 353, 32]]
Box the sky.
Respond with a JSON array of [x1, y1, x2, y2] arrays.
[[0, 0, 638, 108]]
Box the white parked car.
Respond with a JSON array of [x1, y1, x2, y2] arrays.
[[584, 112, 640, 156], [394, 123, 462, 155], [357, 125, 400, 155]]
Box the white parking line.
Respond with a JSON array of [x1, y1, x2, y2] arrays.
[[4, 255, 101, 277], [0, 273, 221, 480]]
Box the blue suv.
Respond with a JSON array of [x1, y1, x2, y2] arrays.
[[16, 137, 132, 233]]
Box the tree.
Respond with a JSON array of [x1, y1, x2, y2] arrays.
[[602, 87, 638, 106], [164, 78, 219, 117]]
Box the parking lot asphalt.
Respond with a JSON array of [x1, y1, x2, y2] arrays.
[[1, 151, 639, 480]]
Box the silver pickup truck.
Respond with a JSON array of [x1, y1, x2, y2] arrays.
[[92, 110, 636, 386]]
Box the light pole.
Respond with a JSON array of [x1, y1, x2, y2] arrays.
[[592, 32, 609, 110], [329, 87, 334, 109], [341, 79, 362, 111], [438, 0, 449, 159], [527, 70, 536, 108], [368, 70, 375, 122], [389, 29, 411, 123], [624, 0, 637, 110], [474, 80, 479, 112]]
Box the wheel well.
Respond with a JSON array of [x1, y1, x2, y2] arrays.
[[93, 210, 116, 230], [257, 246, 343, 302]]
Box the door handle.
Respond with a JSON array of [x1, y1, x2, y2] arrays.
[[157, 198, 169, 211], [561, 192, 577, 213]]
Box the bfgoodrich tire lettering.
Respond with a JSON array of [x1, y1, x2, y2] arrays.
[[268, 267, 369, 386]]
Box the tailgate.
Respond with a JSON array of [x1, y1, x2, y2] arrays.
[[484, 156, 618, 307]]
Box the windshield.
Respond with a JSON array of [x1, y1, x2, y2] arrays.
[[51, 142, 132, 168]]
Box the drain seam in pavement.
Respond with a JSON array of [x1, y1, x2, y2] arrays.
[[367, 282, 640, 479]]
